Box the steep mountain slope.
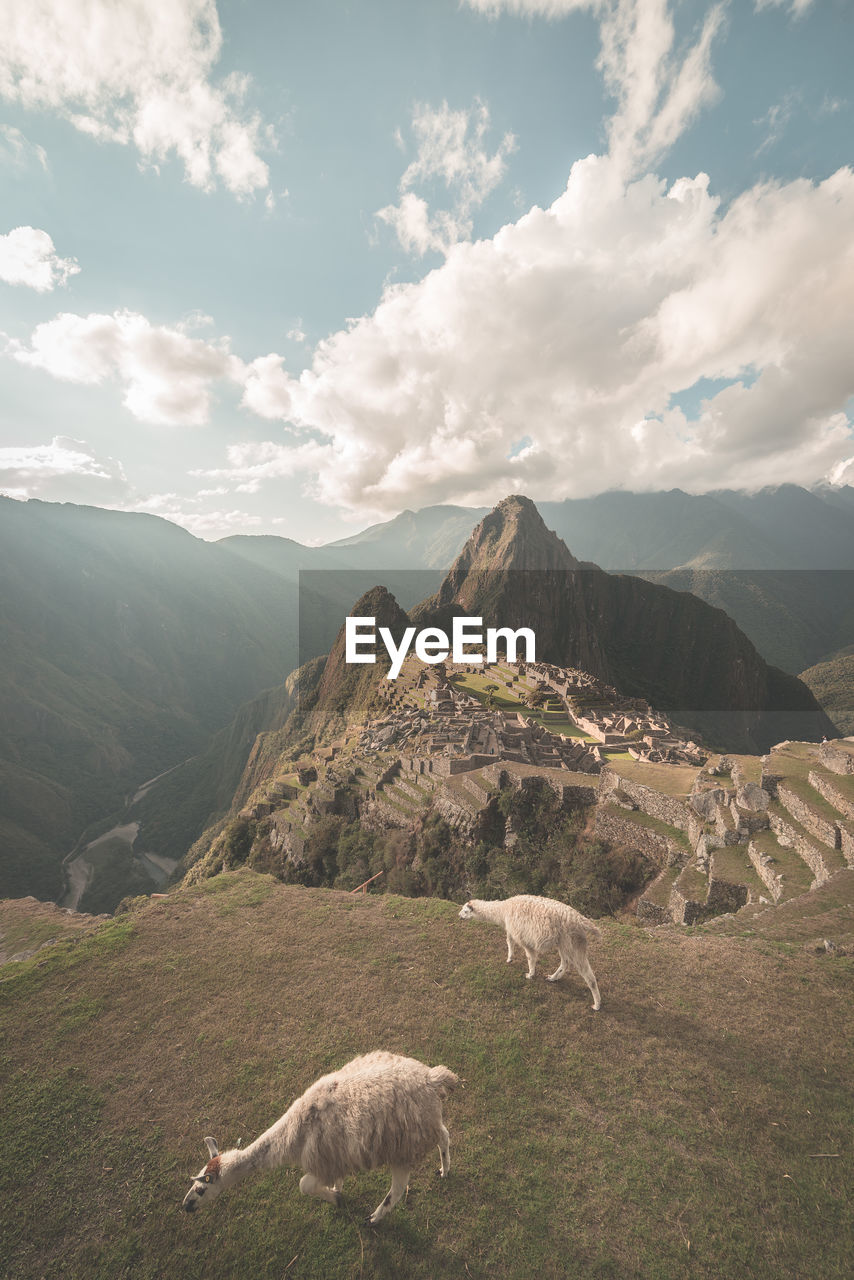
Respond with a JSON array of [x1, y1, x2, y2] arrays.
[[636, 568, 854, 674], [0, 498, 300, 898], [799, 646, 854, 735], [412, 496, 835, 751], [220, 534, 444, 659]]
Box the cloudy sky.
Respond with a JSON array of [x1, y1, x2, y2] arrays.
[[1, 0, 852, 543]]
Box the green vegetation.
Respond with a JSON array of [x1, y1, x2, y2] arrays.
[[449, 671, 589, 738], [241, 779, 650, 918], [1, 872, 851, 1279]]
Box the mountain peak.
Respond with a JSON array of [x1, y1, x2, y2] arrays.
[[450, 493, 581, 573], [307, 585, 413, 735]]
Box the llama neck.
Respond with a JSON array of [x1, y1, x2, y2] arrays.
[[219, 1108, 300, 1185], [471, 898, 507, 925]]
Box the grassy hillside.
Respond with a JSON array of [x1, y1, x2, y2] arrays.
[[1, 871, 851, 1280]]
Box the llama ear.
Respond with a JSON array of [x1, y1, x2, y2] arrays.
[[204, 1136, 219, 1159]]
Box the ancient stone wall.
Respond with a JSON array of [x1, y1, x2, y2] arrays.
[[808, 770, 854, 822], [593, 807, 685, 868], [668, 885, 708, 926], [747, 840, 784, 901], [481, 761, 597, 807], [768, 810, 825, 883], [777, 783, 839, 849], [267, 815, 306, 866], [431, 788, 481, 839], [599, 768, 693, 831], [760, 769, 782, 796], [839, 825, 854, 869], [819, 743, 854, 775], [635, 874, 673, 926], [706, 857, 750, 914]]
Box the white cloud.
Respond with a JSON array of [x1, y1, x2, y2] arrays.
[[191, 439, 332, 488], [234, 160, 854, 517], [753, 91, 800, 156], [466, 1, 724, 181], [0, 0, 272, 197], [10, 310, 240, 425], [754, 0, 815, 16], [466, 0, 593, 14], [0, 226, 80, 291], [122, 491, 264, 537], [378, 100, 516, 255], [0, 435, 129, 502], [200, 0, 847, 519], [597, 0, 725, 179], [0, 123, 47, 170], [9, 0, 849, 524]]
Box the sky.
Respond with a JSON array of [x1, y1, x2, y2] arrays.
[[0, 0, 852, 544]]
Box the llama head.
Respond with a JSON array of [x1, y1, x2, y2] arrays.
[[182, 1137, 224, 1212], [458, 901, 475, 919]]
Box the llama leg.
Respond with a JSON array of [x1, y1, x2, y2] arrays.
[[368, 1165, 410, 1225], [505, 931, 516, 962], [299, 1173, 342, 1206], [571, 941, 601, 1010], [546, 949, 568, 982], [523, 946, 537, 979], [437, 1123, 451, 1177]]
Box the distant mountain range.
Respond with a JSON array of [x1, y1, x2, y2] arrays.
[[292, 484, 854, 573], [224, 486, 854, 673], [1, 484, 850, 904], [290, 486, 854, 675]]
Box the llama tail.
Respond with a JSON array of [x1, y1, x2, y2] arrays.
[[583, 920, 603, 943], [428, 1065, 460, 1097]]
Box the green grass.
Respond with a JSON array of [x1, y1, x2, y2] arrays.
[[748, 829, 814, 894], [605, 758, 700, 797], [0, 896, 106, 961], [641, 865, 681, 907], [1, 870, 852, 1280], [674, 859, 709, 901], [709, 846, 764, 896], [449, 672, 591, 739]]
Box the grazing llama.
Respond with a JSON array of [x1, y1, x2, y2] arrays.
[[182, 1051, 459, 1225], [459, 894, 602, 1009]]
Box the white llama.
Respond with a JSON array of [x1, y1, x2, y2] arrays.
[[182, 1051, 459, 1225], [459, 894, 602, 1009]]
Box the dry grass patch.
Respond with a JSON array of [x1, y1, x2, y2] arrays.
[[606, 758, 700, 797], [1, 870, 851, 1280]]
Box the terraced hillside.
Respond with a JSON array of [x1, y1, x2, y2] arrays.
[[1, 871, 851, 1280], [178, 633, 854, 942], [603, 740, 854, 927]]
